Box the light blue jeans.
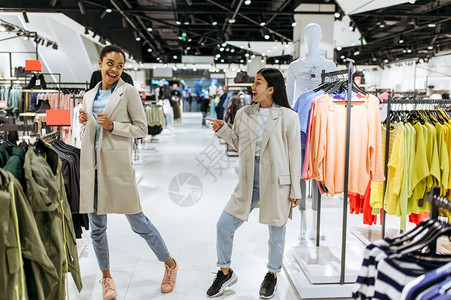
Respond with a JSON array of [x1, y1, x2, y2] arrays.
[[89, 176, 171, 271], [216, 156, 287, 273]]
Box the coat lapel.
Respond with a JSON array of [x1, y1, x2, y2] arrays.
[[84, 82, 99, 117], [103, 78, 126, 118], [260, 104, 280, 155]]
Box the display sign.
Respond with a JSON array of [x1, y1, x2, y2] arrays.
[[25, 60, 42, 71], [46, 110, 71, 125]]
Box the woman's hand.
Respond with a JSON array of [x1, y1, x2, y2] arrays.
[[79, 108, 88, 125], [97, 110, 114, 131], [290, 198, 300, 208], [204, 117, 224, 132]]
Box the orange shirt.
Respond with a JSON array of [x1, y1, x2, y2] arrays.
[[308, 94, 385, 195]]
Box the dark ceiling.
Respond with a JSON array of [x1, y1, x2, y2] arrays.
[[2, 0, 451, 67]]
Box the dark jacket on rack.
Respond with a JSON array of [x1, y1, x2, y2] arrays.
[[23, 141, 83, 298], [0, 168, 58, 300]]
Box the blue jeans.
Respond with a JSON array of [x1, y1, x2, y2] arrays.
[[202, 112, 207, 126], [216, 156, 287, 273], [89, 177, 171, 271]]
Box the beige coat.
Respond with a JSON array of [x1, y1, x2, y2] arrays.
[[216, 103, 301, 226], [79, 79, 148, 214]]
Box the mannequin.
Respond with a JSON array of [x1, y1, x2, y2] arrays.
[[209, 81, 217, 97], [286, 23, 336, 243]]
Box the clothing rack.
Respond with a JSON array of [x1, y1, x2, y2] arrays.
[[312, 62, 354, 285], [427, 186, 450, 253], [38, 130, 60, 142], [380, 96, 451, 238]]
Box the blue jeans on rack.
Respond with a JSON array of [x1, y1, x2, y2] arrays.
[[216, 156, 287, 273], [88, 176, 170, 271]]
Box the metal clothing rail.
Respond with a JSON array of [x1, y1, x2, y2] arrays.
[[427, 186, 451, 253], [314, 63, 354, 285], [380, 96, 451, 238]]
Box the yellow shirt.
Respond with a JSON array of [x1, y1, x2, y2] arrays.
[[384, 123, 405, 215], [408, 123, 429, 214]]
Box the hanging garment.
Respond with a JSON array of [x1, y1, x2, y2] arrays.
[[23, 141, 83, 298], [0, 168, 59, 300]]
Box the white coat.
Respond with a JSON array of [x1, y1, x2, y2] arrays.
[[79, 79, 148, 214], [216, 103, 301, 226]]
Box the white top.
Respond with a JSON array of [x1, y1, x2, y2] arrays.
[[255, 108, 271, 157], [286, 57, 336, 105]]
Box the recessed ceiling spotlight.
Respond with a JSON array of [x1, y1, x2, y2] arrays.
[[337, 46, 342, 51], [212, 21, 218, 26], [228, 19, 236, 24], [264, 34, 270, 40], [428, 23, 436, 28], [245, 0, 251, 5], [260, 22, 266, 27]]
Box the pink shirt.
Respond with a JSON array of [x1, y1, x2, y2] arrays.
[[307, 94, 385, 195]]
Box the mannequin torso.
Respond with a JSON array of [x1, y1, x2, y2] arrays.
[[286, 23, 337, 105]]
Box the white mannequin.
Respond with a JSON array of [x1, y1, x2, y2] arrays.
[[286, 23, 337, 105], [286, 23, 336, 243], [209, 82, 217, 96]]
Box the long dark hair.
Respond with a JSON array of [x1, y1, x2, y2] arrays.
[[257, 68, 292, 109]]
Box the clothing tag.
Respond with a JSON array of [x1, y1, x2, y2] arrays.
[[418, 198, 424, 207], [310, 69, 316, 78], [36, 79, 40, 86]]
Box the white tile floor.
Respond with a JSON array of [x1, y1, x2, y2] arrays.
[[68, 113, 301, 300], [68, 112, 406, 300]]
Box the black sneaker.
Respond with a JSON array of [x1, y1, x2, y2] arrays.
[[259, 273, 277, 299], [206, 269, 238, 297]]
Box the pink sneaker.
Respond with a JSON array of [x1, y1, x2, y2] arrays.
[[161, 259, 178, 293], [100, 278, 117, 300]]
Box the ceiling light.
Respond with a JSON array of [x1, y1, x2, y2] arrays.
[[0, 25, 6, 32], [251, 54, 255, 58], [176, 20, 181, 25], [260, 22, 266, 27], [221, 59, 225, 63], [245, 53, 249, 57], [220, 47, 224, 51], [407, 49, 412, 53], [379, 22, 385, 28], [402, 49, 407, 53], [354, 50, 360, 56], [261, 59, 265, 63], [173, 55, 178, 59], [184, 21, 190, 25], [341, 55, 345, 59], [23, 35, 29, 40], [275, 59, 279, 63], [399, 39, 404, 43], [337, 46, 342, 51], [245, 0, 251, 5], [427, 46, 434, 50], [383, 59, 389, 63], [216, 54, 220, 58], [134, 32, 141, 41], [212, 21, 218, 26], [106, 8, 112, 13], [193, 67, 197, 71], [222, 42, 227, 47], [261, 53, 266, 56], [334, 12, 340, 19], [264, 34, 270, 40], [147, 48, 153, 52], [428, 23, 436, 28], [291, 20, 297, 27], [231, 49, 235, 53], [173, 66, 177, 71], [228, 19, 236, 24], [240, 59, 244, 63], [164, 63, 168, 67], [147, 27, 152, 32], [408, 0, 415, 3], [225, 48, 230, 52]]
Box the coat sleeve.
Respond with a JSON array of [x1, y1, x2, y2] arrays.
[[79, 94, 88, 143], [111, 86, 148, 138], [215, 108, 242, 151], [287, 111, 302, 199]]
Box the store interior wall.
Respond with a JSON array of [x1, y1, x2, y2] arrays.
[[0, 12, 98, 84], [356, 54, 451, 94]]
